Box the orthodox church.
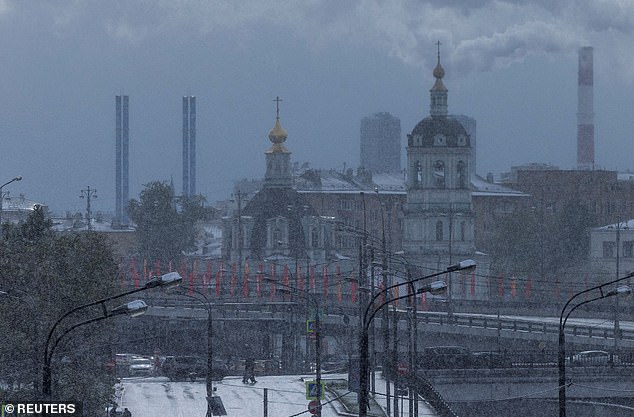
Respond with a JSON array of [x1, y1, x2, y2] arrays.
[[403, 47, 479, 286]]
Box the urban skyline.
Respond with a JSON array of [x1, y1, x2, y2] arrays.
[[1, 1, 633, 214]]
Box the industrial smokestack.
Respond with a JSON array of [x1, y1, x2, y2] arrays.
[[182, 96, 196, 197], [115, 95, 129, 224], [577, 46, 594, 170]]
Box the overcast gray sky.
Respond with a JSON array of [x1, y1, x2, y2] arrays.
[[1, 0, 633, 214]]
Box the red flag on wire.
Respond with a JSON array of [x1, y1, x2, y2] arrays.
[[243, 262, 250, 299], [270, 264, 276, 301], [256, 263, 263, 298], [283, 265, 290, 301], [215, 263, 223, 298], [230, 262, 237, 297]]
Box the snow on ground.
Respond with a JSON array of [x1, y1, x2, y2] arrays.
[[116, 373, 438, 417]]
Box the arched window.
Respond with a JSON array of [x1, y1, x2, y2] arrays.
[[311, 226, 319, 248], [457, 161, 466, 188], [436, 220, 443, 241], [433, 160, 445, 188], [460, 221, 466, 241], [416, 161, 423, 184]]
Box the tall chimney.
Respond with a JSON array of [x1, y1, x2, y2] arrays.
[[577, 46, 594, 170]]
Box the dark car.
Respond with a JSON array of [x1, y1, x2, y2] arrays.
[[418, 346, 474, 369], [471, 351, 513, 368], [162, 356, 227, 381]]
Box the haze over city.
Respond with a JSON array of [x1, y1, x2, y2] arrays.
[[1, 0, 633, 213]]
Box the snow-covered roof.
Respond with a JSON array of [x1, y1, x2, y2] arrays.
[[594, 219, 634, 231], [471, 175, 528, 197]]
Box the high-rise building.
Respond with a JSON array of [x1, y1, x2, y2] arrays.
[[360, 112, 401, 173], [577, 46, 594, 170], [115, 95, 129, 224], [182, 96, 196, 197]]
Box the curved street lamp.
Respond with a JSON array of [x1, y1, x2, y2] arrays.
[[43, 300, 148, 398], [42, 272, 182, 398], [357, 259, 476, 417], [558, 271, 634, 417]]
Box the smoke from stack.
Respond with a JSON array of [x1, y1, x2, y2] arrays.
[[577, 46, 594, 170]]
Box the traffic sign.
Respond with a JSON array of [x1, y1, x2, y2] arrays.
[[305, 380, 325, 400], [308, 400, 320, 414], [397, 362, 409, 376], [306, 319, 316, 333]]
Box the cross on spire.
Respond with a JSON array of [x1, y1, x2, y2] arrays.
[[436, 40, 441, 64], [273, 96, 283, 120]]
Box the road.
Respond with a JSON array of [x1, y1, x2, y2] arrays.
[[115, 374, 438, 417]]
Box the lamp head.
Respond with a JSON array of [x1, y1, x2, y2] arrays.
[[111, 299, 148, 317], [606, 285, 632, 298], [145, 272, 183, 289], [418, 280, 447, 296], [446, 259, 476, 273]]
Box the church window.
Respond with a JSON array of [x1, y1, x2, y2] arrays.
[[433, 160, 445, 188], [436, 220, 443, 241], [311, 226, 319, 248], [457, 161, 466, 188], [416, 161, 423, 184], [460, 221, 466, 241]]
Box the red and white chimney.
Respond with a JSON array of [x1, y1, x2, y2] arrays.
[[577, 46, 594, 170]]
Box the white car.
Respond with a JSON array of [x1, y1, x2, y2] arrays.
[[128, 357, 155, 376], [568, 350, 618, 366]]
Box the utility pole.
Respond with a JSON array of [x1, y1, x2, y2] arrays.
[[80, 186, 98, 231]]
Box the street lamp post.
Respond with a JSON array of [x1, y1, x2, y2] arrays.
[[358, 260, 476, 417], [264, 268, 323, 417], [0, 175, 22, 230], [176, 287, 226, 417], [42, 272, 182, 398], [558, 271, 634, 417], [79, 186, 98, 231], [43, 300, 148, 399]]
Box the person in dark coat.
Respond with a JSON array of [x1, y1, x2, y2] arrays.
[[122, 408, 131, 417], [242, 356, 256, 384]]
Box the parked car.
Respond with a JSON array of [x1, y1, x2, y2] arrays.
[[567, 350, 618, 366], [419, 346, 474, 369], [129, 357, 155, 376]]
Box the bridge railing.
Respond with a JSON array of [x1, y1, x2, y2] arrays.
[[415, 311, 634, 343]]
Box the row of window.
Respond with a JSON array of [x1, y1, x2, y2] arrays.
[[602, 241, 634, 258]]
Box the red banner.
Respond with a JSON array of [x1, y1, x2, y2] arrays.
[[470, 272, 475, 297], [243, 262, 250, 299], [270, 264, 276, 301], [297, 265, 304, 293], [256, 263, 263, 297], [310, 266, 316, 291], [524, 276, 532, 298], [283, 265, 290, 301], [351, 272, 358, 304], [215, 263, 223, 298]]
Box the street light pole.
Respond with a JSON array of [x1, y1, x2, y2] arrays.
[[176, 286, 226, 417], [0, 175, 22, 232], [358, 260, 476, 417], [558, 272, 634, 417], [79, 186, 98, 231]]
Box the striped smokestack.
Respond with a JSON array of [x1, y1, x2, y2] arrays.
[[577, 46, 594, 170]]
